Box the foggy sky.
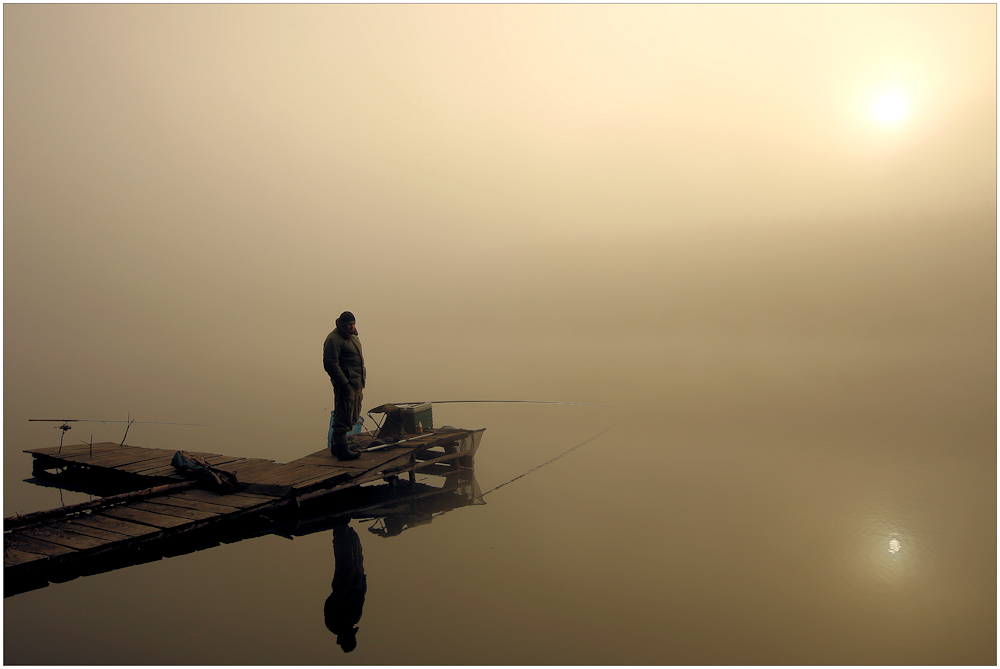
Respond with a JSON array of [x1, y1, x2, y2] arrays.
[[4, 4, 995, 465]]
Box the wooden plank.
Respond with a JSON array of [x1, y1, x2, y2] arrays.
[[230, 469, 287, 485], [289, 475, 354, 495], [290, 455, 359, 468], [287, 468, 354, 489], [59, 447, 169, 467], [77, 449, 173, 469], [269, 465, 338, 487], [43, 443, 142, 459], [183, 451, 253, 464], [198, 455, 247, 467], [296, 465, 356, 485], [5, 481, 198, 531], [124, 457, 187, 475], [288, 447, 409, 470], [68, 513, 163, 538], [129, 501, 219, 522], [359, 450, 420, 475], [281, 467, 339, 488], [317, 449, 422, 492], [323, 450, 415, 472], [4, 547, 51, 568], [227, 457, 282, 471], [224, 467, 284, 483], [176, 489, 277, 509], [17, 524, 115, 551], [117, 450, 260, 473], [326, 467, 392, 492], [53, 444, 147, 461], [27, 451, 133, 470], [241, 483, 293, 497], [182, 450, 233, 458], [151, 495, 242, 514], [47, 456, 171, 476], [228, 456, 277, 466], [226, 460, 285, 478], [4, 533, 76, 557], [134, 457, 277, 481], [116, 456, 177, 474], [247, 464, 315, 485], [289, 449, 342, 466], [125, 464, 186, 478], [235, 463, 300, 483], [99, 506, 192, 530], [67, 456, 171, 476], [115, 465, 177, 480], [54, 519, 133, 542]]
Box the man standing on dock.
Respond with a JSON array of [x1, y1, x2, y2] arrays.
[[324, 311, 366, 461]]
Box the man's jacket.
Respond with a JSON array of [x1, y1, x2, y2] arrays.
[[323, 328, 366, 388]]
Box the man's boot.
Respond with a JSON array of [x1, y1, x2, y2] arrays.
[[333, 433, 359, 461]]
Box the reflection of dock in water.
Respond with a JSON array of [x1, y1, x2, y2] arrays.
[[5, 427, 485, 597]]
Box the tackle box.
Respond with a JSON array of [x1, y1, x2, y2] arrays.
[[399, 402, 433, 433]]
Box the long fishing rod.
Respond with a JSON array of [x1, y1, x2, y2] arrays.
[[479, 423, 618, 497], [29, 416, 207, 452], [28, 419, 208, 426], [393, 400, 616, 408]]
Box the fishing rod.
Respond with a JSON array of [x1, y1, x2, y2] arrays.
[[363, 399, 616, 444], [363, 431, 437, 453], [29, 416, 207, 452], [479, 423, 618, 497], [393, 400, 616, 408], [28, 418, 208, 426]]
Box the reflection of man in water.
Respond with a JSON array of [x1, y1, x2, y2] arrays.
[[324, 521, 367, 653]]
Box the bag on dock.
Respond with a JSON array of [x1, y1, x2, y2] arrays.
[[171, 450, 240, 493]]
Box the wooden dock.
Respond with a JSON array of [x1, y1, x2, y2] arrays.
[[5, 427, 484, 595]]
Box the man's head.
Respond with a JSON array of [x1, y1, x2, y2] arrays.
[[337, 628, 359, 653], [324, 595, 359, 653], [336, 311, 358, 335]]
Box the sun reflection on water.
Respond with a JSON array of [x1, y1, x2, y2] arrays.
[[867, 530, 914, 588], [841, 517, 916, 591]]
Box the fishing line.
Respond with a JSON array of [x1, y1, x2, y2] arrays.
[[479, 423, 618, 497], [395, 400, 616, 408]]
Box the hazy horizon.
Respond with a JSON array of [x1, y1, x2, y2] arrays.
[[4, 4, 995, 665]]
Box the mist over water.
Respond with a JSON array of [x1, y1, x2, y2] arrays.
[[4, 4, 996, 665]]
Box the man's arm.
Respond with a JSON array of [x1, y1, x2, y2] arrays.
[[324, 337, 351, 387]]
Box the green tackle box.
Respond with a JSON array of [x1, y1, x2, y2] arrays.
[[400, 402, 433, 433]]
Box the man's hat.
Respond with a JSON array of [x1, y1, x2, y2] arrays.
[[337, 311, 356, 324]]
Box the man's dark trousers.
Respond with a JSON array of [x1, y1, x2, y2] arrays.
[[333, 384, 364, 438]]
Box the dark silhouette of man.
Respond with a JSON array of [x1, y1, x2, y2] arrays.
[[323, 311, 366, 460], [324, 520, 367, 653]]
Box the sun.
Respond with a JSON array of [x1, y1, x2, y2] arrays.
[[871, 91, 910, 125]]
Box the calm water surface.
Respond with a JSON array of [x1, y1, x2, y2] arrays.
[[5, 212, 996, 665], [4, 326, 995, 665]]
